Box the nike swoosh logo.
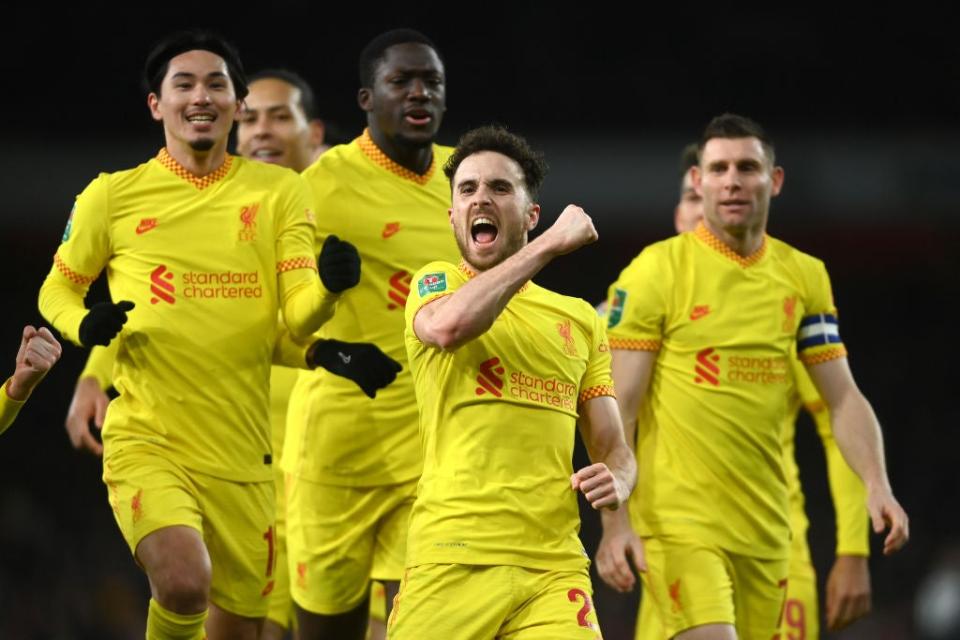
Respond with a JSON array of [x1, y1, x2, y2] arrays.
[[382, 223, 400, 238], [136, 219, 158, 235], [690, 306, 710, 321]]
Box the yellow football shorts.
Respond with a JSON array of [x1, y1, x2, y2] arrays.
[[370, 580, 386, 623], [103, 446, 275, 618], [780, 530, 818, 640], [640, 534, 789, 639], [266, 465, 294, 629], [389, 563, 603, 639], [285, 474, 416, 615]]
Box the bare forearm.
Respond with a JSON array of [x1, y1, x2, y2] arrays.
[[832, 390, 891, 493], [426, 238, 556, 349], [603, 440, 637, 496]]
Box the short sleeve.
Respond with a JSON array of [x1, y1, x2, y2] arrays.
[[55, 175, 112, 285], [275, 173, 319, 276], [605, 248, 666, 351], [797, 260, 847, 366], [404, 261, 466, 343], [578, 311, 615, 406]]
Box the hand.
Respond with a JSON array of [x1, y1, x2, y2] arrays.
[[596, 509, 646, 592], [79, 301, 134, 347], [318, 235, 361, 293], [825, 554, 871, 631], [65, 376, 110, 456], [308, 339, 402, 398], [867, 488, 909, 555], [571, 462, 628, 510], [7, 326, 62, 401], [541, 205, 598, 256]]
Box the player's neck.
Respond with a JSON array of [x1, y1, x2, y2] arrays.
[[163, 138, 230, 178], [703, 218, 764, 257], [368, 127, 433, 176]]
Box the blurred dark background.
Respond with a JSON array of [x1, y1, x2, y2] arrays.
[[1, 4, 957, 639]]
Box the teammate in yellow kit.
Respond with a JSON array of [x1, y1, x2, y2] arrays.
[[281, 29, 459, 640], [596, 114, 908, 640], [38, 32, 361, 640], [391, 125, 635, 639], [620, 144, 872, 640], [1, 326, 61, 435], [66, 66, 397, 640]]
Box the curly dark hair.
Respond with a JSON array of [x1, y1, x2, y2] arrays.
[[443, 125, 549, 198], [699, 113, 775, 164]]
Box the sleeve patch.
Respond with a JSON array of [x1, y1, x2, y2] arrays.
[[606, 288, 627, 328], [62, 203, 76, 242], [417, 272, 447, 296], [797, 313, 841, 351]]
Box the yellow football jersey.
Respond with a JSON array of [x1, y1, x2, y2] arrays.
[[282, 130, 460, 486], [404, 260, 615, 571], [606, 222, 847, 558], [784, 359, 869, 557], [39, 149, 323, 481], [1, 380, 26, 435]]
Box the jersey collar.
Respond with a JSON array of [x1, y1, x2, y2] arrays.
[[693, 221, 768, 268], [458, 258, 531, 294], [156, 148, 233, 190], [356, 128, 435, 185]]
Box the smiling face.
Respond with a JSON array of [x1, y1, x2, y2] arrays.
[[236, 77, 315, 171], [360, 42, 445, 148], [449, 151, 540, 271], [693, 136, 783, 237], [148, 49, 240, 153]]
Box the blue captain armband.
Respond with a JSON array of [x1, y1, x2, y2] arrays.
[[797, 313, 842, 352]]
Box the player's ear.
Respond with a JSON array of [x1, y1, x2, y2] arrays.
[[147, 93, 163, 122], [309, 119, 326, 148], [357, 87, 373, 113], [771, 166, 785, 197], [690, 165, 703, 195], [527, 203, 540, 231]]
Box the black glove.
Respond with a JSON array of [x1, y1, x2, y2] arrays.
[[318, 235, 360, 293], [307, 339, 402, 399], [79, 300, 135, 347]]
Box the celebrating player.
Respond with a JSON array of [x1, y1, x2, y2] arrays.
[[389, 125, 635, 638], [597, 114, 907, 639], [38, 31, 360, 640], [620, 143, 873, 640], [280, 29, 460, 640], [1, 326, 61, 435]]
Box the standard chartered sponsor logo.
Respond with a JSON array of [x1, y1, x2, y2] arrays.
[[182, 270, 262, 299], [509, 370, 576, 410], [726, 354, 789, 384]]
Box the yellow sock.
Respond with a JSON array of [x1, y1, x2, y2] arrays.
[[146, 598, 207, 640]]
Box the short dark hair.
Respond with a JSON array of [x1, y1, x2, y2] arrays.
[[699, 113, 775, 164], [249, 68, 320, 120], [679, 142, 699, 179], [444, 125, 549, 199], [143, 30, 248, 100], [358, 28, 439, 87]]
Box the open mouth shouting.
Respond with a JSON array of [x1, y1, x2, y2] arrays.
[[404, 107, 433, 127], [471, 216, 499, 247]]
